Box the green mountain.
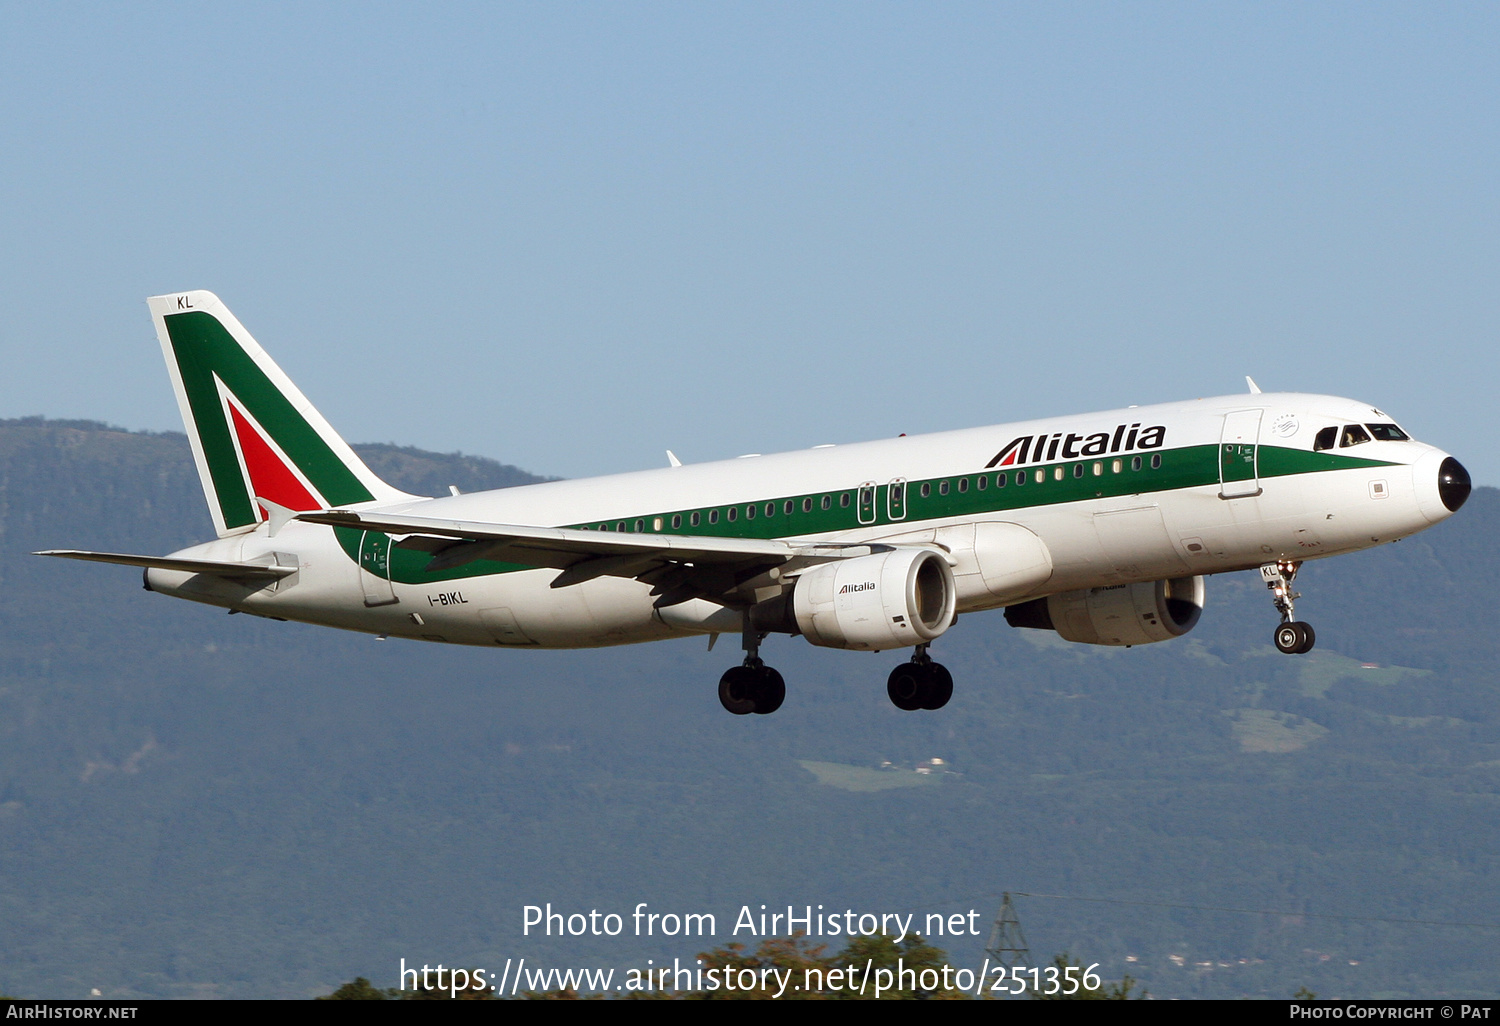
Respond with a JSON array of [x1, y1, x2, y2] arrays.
[[0, 419, 1495, 999]]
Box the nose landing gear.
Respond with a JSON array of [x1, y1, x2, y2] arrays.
[[887, 644, 953, 711], [1262, 560, 1316, 654]]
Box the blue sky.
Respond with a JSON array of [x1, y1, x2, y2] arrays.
[[3, 2, 1496, 481]]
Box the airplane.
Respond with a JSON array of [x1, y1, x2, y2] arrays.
[[40, 291, 1472, 716]]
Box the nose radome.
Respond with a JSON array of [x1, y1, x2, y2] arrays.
[[1413, 449, 1470, 524], [1439, 457, 1471, 513]]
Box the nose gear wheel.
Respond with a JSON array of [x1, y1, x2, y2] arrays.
[[1274, 621, 1316, 655], [1261, 560, 1316, 655]]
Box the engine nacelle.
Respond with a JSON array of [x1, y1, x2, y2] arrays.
[[1004, 576, 1205, 647], [787, 548, 957, 651]]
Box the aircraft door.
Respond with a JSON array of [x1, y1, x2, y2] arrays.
[[858, 482, 877, 525], [359, 530, 399, 606], [1219, 410, 1263, 499], [887, 479, 907, 521]]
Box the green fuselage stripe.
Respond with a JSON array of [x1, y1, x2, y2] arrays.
[[338, 443, 1398, 586]]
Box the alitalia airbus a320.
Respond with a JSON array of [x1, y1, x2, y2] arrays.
[[41, 291, 1471, 715]]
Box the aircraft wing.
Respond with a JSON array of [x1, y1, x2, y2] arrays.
[[36, 549, 298, 579], [295, 509, 887, 607]]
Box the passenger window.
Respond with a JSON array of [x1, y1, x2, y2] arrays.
[[920, 482, 931, 498], [1313, 426, 1337, 451], [1053, 467, 1063, 481], [1034, 469, 1045, 484], [821, 495, 832, 511], [976, 475, 987, 491], [690, 512, 701, 527], [997, 472, 1008, 487], [939, 481, 950, 496], [1340, 424, 1372, 447], [671, 514, 682, 529], [616, 522, 626, 532], [1111, 458, 1121, 473], [1073, 464, 1084, 478], [1151, 454, 1162, 469], [784, 500, 794, 515], [652, 517, 663, 531], [727, 507, 737, 522], [708, 510, 718, 524], [840, 493, 851, 508], [1366, 423, 1409, 441], [1131, 456, 1142, 471], [765, 502, 775, 517], [744, 505, 755, 520], [957, 478, 968, 493], [802, 497, 813, 513], [635, 519, 645, 532]]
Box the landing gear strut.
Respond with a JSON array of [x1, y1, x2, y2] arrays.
[[717, 625, 785, 715], [1261, 560, 1315, 655], [887, 644, 953, 711]]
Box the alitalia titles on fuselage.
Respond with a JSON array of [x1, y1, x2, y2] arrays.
[[987, 422, 1167, 468]]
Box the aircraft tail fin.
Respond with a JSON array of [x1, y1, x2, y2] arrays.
[[148, 291, 414, 538]]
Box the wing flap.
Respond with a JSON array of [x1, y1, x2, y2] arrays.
[[294, 510, 888, 601], [297, 510, 804, 563]]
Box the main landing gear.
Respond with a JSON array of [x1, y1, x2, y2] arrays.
[[715, 630, 955, 715], [886, 644, 953, 711], [1262, 559, 1316, 655], [717, 628, 785, 715]]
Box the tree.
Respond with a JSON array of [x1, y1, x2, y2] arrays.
[[317, 977, 395, 1000], [686, 934, 833, 1000], [830, 934, 960, 1000], [683, 933, 964, 1000], [318, 969, 497, 1000], [1026, 953, 1145, 1000]]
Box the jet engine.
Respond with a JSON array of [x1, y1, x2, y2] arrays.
[[1004, 576, 1205, 647], [759, 547, 957, 651]]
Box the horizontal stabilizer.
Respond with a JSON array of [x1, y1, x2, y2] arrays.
[[36, 550, 297, 579]]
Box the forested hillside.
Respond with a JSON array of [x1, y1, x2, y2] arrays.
[[0, 419, 1495, 999]]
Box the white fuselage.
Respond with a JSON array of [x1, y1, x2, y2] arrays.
[[145, 391, 1460, 650]]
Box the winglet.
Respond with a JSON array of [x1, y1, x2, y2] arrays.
[[666, 450, 682, 468], [1246, 376, 1262, 394]]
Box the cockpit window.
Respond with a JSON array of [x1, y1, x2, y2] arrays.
[[1313, 426, 1337, 452], [1366, 423, 1410, 441], [1340, 424, 1372, 447]]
